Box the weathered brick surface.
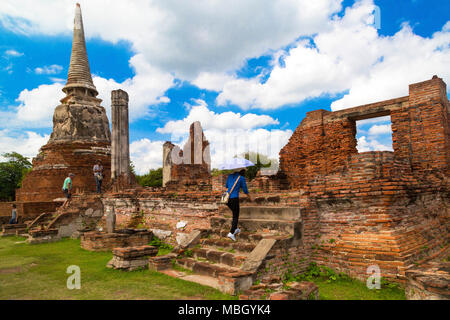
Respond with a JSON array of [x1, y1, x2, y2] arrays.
[[239, 280, 318, 300], [148, 253, 177, 271], [300, 152, 448, 281], [27, 228, 60, 244], [80, 229, 153, 252], [163, 122, 211, 190], [271, 76, 450, 281], [107, 245, 158, 271], [16, 141, 111, 202], [102, 191, 220, 245], [112, 245, 158, 259], [1, 224, 27, 236], [279, 76, 449, 188], [0, 201, 61, 221], [405, 259, 450, 300]]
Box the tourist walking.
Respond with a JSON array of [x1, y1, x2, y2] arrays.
[[9, 204, 18, 224], [225, 169, 252, 241], [93, 160, 103, 193], [62, 173, 75, 208]]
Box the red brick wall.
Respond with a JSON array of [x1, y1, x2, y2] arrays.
[[16, 141, 111, 202], [392, 76, 450, 177], [102, 190, 221, 246], [0, 201, 60, 219], [300, 151, 448, 282], [279, 109, 357, 189], [81, 231, 153, 252], [276, 76, 450, 281], [280, 76, 449, 190]]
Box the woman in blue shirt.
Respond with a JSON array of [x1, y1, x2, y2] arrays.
[[225, 169, 252, 241], [9, 204, 17, 224]]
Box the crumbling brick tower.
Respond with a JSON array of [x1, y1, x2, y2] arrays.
[[16, 4, 111, 202], [279, 76, 449, 281], [162, 121, 211, 190]]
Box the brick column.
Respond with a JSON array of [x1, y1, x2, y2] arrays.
[[392, 75, 450, 176]]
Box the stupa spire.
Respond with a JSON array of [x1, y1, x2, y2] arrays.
[[63, 3, 98, 97]]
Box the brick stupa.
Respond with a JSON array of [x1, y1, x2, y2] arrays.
[[16, 4, 111, 202]]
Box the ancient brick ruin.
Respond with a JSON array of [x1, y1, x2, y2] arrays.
[[163, 121, 212, 190], [277, 75, 449, 281], [16, 3, 111, 203]]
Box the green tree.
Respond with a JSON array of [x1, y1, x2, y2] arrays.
[[136, 168, 163, 187], [0, 152, 32, 201], [240, 152, 278, 181]]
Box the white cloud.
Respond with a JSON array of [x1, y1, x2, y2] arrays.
[[216, 0, 450, 110], [192, 72, 237, 92], [3, 63, 13, 74], [356, 135, 392, 153], [130, 138, 165, 174], [368, 124, 391, 135], [0, 129, 50, 161], [0, 0, 343, 79], [206, 128, 292, 169], [4, 49, 23, 57], [157, 99, 279, 136], [34, 64, 63, 75], [15, 82, 65, 127], [93, 54, 174, 122]]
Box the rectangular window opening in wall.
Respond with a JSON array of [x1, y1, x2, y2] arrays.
[[355, 116, 393, 153]]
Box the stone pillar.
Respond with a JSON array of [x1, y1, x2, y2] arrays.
[[162, 141, 174, 187], [111, 89, 130, 181], [105, 207, 116, 234]]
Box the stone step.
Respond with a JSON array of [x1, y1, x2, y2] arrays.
[[210, 228, 264, 243], [160, 266, 253, 295], [199, 237, 256, 253], [222, 206, 301, 221], [191, 247, 247, 268], [210, 228, 291, 243], [176, 257, 241, 278], [211, 216, 301, 235]]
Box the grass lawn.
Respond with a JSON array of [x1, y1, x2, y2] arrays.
[[0, 236, 234, 300], [314, 278, 405, 300], [0, 236, 406, 300]]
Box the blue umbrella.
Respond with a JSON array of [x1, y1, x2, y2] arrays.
[[218, 157, 255, 171]]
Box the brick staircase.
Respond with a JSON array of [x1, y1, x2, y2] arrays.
[[25, 194, 104, 237], [166, 206, 304, 295], [27, 212, 56, 230]]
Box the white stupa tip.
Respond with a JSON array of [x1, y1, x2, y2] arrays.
[[74, 3, 83, 30]]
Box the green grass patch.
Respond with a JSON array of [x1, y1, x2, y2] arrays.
[[313, 277, 405, 300], [0, 236, 234, 300], [282, 262, 405, 300]]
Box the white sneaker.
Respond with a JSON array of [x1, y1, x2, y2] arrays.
[[234, 228, 241, 235], [227, 233, 236, 241]]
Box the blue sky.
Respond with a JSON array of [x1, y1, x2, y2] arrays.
[[0, 0, 449, 173]]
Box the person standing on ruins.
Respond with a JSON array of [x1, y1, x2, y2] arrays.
[[93, 160, 103, 193], [62, 173, 75, 208], [225, 169, 252, 241], [9, 204, 18, 224]]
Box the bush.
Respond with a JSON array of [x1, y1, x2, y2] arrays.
[[149, 236, 173, 250], [136, 168, 163, 187]]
